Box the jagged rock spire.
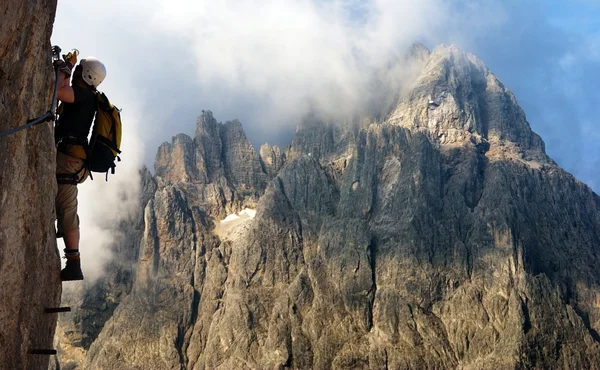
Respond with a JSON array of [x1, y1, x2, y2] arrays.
[[389, 45, 547, 162], [154, 111, 271, 215]]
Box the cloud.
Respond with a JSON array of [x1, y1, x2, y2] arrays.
[[150, 0, 510, 124], [51, 0, 600, 279]]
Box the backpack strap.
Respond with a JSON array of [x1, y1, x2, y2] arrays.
[[94, 135, 122, 154]]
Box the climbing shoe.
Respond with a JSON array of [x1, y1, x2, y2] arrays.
[[61, 250, 84, 281]]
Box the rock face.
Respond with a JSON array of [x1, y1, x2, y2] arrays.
[[154, 110, 268, 216], [59, 45, 600, 369], [389, 45, 546, 161], [259, 143, 286, 179], [0, 1, 61, 370]]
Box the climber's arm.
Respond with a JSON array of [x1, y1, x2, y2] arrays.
[[57, 72, 75, 103]]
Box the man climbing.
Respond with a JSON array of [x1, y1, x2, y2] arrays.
[[54, 53, 107, 281]]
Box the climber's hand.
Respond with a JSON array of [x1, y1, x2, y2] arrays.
[[53, 59, 73, 77], [52, 59, 64, 69]]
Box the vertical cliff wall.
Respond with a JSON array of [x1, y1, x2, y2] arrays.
[[0, 1, 61, 369]]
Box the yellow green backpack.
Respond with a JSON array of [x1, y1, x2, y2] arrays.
[[87, 91, 122, 178]]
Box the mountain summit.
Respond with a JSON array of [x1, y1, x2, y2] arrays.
[[391, 45, 546, 160], [57, 45, 600, 370]]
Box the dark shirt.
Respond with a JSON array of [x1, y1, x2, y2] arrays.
[[55, 86, 96, 143]]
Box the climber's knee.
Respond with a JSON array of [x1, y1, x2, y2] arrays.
[[56, 182, 79, 235]]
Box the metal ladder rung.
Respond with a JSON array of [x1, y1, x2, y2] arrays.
[[44, 307, 71, 313], [28, 349, 57, 355]]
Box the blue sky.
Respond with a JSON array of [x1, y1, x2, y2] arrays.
[[547, 0, 600, 32]]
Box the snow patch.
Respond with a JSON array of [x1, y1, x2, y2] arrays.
[[240, 208, 256, 218], [220, 208, 256, 224], [217, 208, 257, 241], [222, 213, 241, 223]]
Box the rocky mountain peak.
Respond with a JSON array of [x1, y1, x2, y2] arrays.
[[259, 143, 286, 178], [389, 45, 547, 164], [194, 109, 218, 138], [406, 42, 431, 62], [154, 111, 273, 216]]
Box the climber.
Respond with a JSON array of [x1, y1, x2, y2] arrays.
[[54, 52, 107, 281]]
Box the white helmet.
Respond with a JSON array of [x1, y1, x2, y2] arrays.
[[80, 57, 106, 88]]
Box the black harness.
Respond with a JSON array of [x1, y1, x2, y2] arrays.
[[56, 136, 89, 185]]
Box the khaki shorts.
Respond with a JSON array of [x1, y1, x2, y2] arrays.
[[55, 152, 89, 234]]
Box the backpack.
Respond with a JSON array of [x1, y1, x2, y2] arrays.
[[87, 91, 122, 179]]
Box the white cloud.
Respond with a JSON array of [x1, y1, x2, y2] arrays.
[[152, 1, 438, 115]]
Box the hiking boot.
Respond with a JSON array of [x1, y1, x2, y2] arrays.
[[61, 259, 84, 281]]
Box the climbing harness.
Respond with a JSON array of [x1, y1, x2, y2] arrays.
[[56, 173, 80, 185], [0, 46, 63, 138]]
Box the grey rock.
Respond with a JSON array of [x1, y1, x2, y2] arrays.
[[154, 110, 267, 216], [193, 110, 267, 194], [155, 134, 200, 185], [220, 119, 268, 196], [390, 45, 547, 162], [194, 110, 224, 184], [259, 143, 286, 179], [289, 115, 356, 163], [406, 42, 431, 63]]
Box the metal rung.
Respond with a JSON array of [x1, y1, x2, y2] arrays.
[[28, 349, 57, 355], [44, 307, 71, 313]]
